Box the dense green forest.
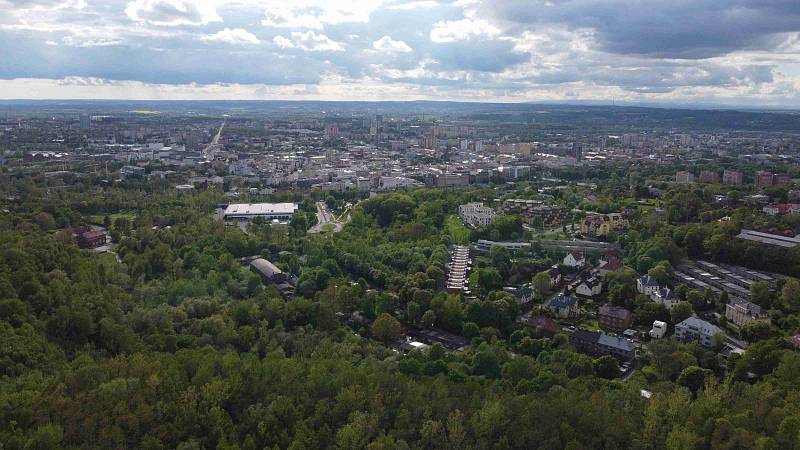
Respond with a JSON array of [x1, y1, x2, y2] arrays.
[[2, 176, 800, 449]]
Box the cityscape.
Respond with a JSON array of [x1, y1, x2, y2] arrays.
[[3, 0, 800, 449]]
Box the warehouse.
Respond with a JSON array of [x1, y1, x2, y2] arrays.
[[223, 203, 298, 223]]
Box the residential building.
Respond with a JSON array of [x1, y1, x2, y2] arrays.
[[787, 335, 800, 352], [597, 257, 624, 276], [563, 252, 585, 268], [580, 213, 628, 237], [525, 315, 562, 337], [762, 204, 800, 215], [649, 321, 668, 339], [725, 298, 770, 327], [544, 294, 580, 318], [674, 316, 722, 348], [637, 275, 660, 297], [545, 266, 562, 288], [653, 288, 680, 309], [76, 230, 107, 249], [458, 202, 497, 227], [569, 329, 635, 361], [698, 170, 719, 184], [722, 170, 743, 186], [598, 304, 632, 331], [574, 276, 603, 297], [756, 171, 791, 188], [446, 246, 471, 295], [120, 165, 145, 176], [675, 171, 694, 184]]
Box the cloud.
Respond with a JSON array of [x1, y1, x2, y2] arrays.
[[201, 28, 260, 45], [272, 30, 345, 51], [62, 36, 124, 47], [484, 0, 800, 59], [0, 0, 799, 105], [272, 35, 295, 49], [372, 35, 411, 53], [261, 0, 385, 29], [430, 18, 500, 43], [385, 0, 439, 10], [125, 0, 221, 26]]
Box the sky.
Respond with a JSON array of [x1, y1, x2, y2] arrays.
[[1, 0, 800, 106]]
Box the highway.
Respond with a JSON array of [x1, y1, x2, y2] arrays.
[[203, 121, 225, 160]]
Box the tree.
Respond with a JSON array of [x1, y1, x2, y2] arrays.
[[462, 322, 480, 339], [751, 281, 772, 309], [782, 278, 800, 312], [594, 355, 619, 379], [670, 302, 694, 324], [677, 366, 710, 394], [471, 350, 501, 378], [686, 290, 705, 311], [421, 310, 436, 328], [372, 313, 401, 344], [740, 321, 773, 342], [532, 272, 552, 298]]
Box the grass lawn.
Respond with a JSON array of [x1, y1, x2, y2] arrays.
[[88, 212, 136, 225], [445, 215, 471, 245]]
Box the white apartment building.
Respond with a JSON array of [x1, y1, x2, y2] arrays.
[[458, 202, 497, 227]]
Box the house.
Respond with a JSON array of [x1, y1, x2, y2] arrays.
[[545, 266, 562, 287], [598, 304, 632, 331], [653, 288, 680, 309], [574, 276, 603, 297], [76, 230, 107, 249], [725, 298, 770, 327], [674, 316, 722, 348], [649, 320, 667, 339], [544, 294, 580, 318], [569, 329, 635, 361], [503, 284, 534, 304], [563, 252, 585, 268], [637, 275, 660, 297], [525, 315, 562, 337], [787, 335, 800, 351], [597, 257, 624, 276]]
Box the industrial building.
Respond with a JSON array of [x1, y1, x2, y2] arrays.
[[223, 203, 298, 223]]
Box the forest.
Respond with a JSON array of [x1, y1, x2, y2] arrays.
[[2, 172, 800, 450]]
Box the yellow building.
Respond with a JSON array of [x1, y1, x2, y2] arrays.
[[580, 213, 628, 236]]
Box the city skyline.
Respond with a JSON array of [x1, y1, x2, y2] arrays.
[[1, 0, 800, 107]]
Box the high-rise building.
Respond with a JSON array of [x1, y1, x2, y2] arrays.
[[722, 170, 743, 186], [572, 142, 583, 161], [676, 171, 694, 184], [80, 114, 91, 130], [324, 124, 339, 140], [698, 170, 719, 184], [755, 171, 791, 187]]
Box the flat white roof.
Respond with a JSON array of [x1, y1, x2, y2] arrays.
[[224, 203, 298, 216]]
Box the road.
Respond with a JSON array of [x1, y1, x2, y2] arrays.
[[308, 201, 344, 234], [203, 121, 225, 160]]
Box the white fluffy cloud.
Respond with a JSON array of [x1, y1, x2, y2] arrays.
[[261, 0, 385, 29], [430, 18, 500, 43], [125, 0, 221, 26], [372, 35, 411, 53], [0, 0, 799, 105], [272, 31, 345, 51], [201, 28, 259, 44]]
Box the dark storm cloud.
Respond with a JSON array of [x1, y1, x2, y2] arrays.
[[485, 0, 800, 58]]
